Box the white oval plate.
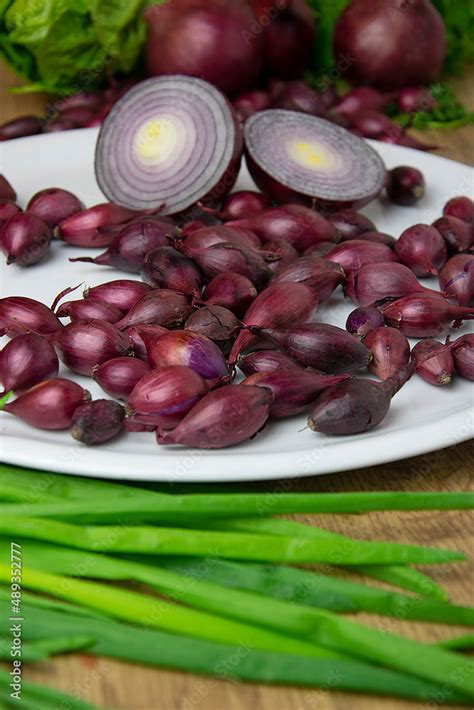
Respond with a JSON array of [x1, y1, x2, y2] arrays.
[[1, 129, 473, 482]]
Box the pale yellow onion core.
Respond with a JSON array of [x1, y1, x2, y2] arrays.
[[287, 139, 339, 172], [133, 116, 187, 166]]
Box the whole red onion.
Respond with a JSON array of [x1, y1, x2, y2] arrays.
[[115, 290, 193, 330], [364, 327, 410, 380], [93, 357, 151, 400], [308, 363, 413, 435], [448, 334, 474, 381], [270, 256, 345, 301], [199, 272, 257, 316], [439, 254, 474, 307], [262, 240, 299, 273], [348, 231, 397, 249], [0, 116, 43, 141], [146, 330, 230, 381], [232, 91, 272, 122], [227, 205, 339, 252], [178, 225, 262, 254], [186, 242, 274, 287], [125, 324, 168, 361], [144, 0, 263, 97], [273, 81, 327, 117], [386, 167, 425, 207], [1, 378, 90, 430], [443, 196, 473, 225], [397, 87, 437, 113], [128, 365, 209, 428], [0, 333, 59, 393], [56, 299, 122, 324], [380, 293, 474, 337], [432, 216, 473, 253], [56, 203, 140, 247], [229, 282, 319, 363], [141, 246, 202, 294], [326, 210, 376, 240], [345, 306, 385, 339], [237, 349, 302, 376], [0, 296, 62, 337], [27, 188, 84, 228], [1, 213, 51, 266], [71, 399, 125, 445], [243, 369, 350, 418], [304, 242, 335, 258], [53, 320, 133, 376], [251, 0, 315, 80], [333, 87, 391, 118], [0, 200, 22, 227], [216, 191, 271, 221], [325, 240, 398, 274], [0, 175, 16, 202], [344, 262, 440, 306], [84, 280, 153, 316], [395, 224, 447, 277], [333, 0, 446, 90], [157, 384, 272, 448], [185, 306, 240, 348], [252, 322, 372, 374], [411, 340, 454, 386]]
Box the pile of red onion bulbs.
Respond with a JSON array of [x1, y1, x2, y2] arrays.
[[1, 163, 472, 447]]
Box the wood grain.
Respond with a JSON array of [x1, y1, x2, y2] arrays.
[[1, 61, 473, 710]]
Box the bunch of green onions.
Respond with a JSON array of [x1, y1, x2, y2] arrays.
[[0, 463, 473, 708]]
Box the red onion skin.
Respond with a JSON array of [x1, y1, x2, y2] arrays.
[[326, 240, 398, 275], [252, 0, 315, 80], [364, 327, 410, 380], [304, 242, 335, 258], [1, 213, 51, 266], [217, 191, 271, 221], [146, 329, 230, 381], [93, 357, 150, 400], [27, 188, 84, 229], [229, 282, 319, 364], [187, 242, 273, 288], [0, 116, 43, 141], [57, 299, 122, 324], [326, 210, 376, 240], [333, 0, 446, 91], [439, 254, 474, 307], [0, 333, 59, 393], [270, 256, 345, 301], [386, 167, 425, 207], [141, 246, 203, 294], [448, 333, 474, 381], [178, 225, 262, 254], [253, 323, 372, 374], [1, 378, 89, 430], [395, 224, 447, 277], [84, 281, 153, 316], [243, 369, 350, 418], [307, 364, 413, 436], [157, 384, 272, 448], [0, 200, 22, 227], [381, 293, 474, 338], [115, 291, 193, 331], [128, 365, 209, 429], [443, 197, 474, 225], [200, 272, 257, 317], [344, 261, 440, 307], [70, 218, 173, 272], [263, 239, 299, 273], [227, 205, 339, 252], [233, 90, 272, 122], [185, 306, 240, 345], [53, 320, 133, 376], [125, 324, 168, 361], [432, 216, 473, 254], [237, 349, 302, 377], [71, 399, 125, 445], [411, 339, 454, 386], [0, 296, 63, 338], [0, 176, 16, 202], [345, 306, 385, 339], [144, 0, 263, 97]]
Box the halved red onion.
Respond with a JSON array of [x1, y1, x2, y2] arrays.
[[95, 76, 243, 215], [243, 110, 386, 209]]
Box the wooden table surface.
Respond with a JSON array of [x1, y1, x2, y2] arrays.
[[1, 62, 473, 710]]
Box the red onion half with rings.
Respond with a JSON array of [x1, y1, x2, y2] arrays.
[[95, 76, 243, 215], [243, 110, 386, 209]]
